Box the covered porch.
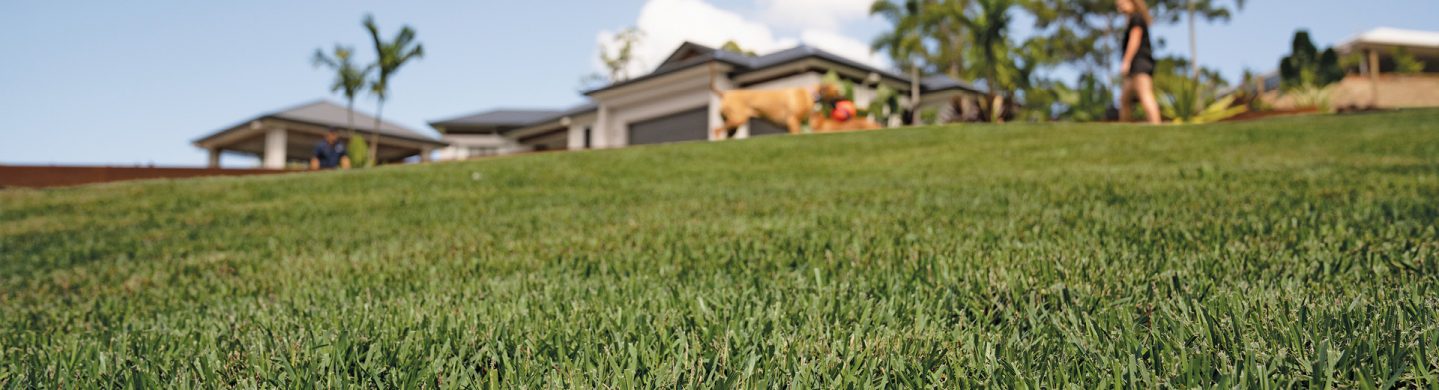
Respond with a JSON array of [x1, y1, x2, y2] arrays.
[[194, 101, 447, 169]]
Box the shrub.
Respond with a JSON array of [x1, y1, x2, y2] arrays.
[[1279, 30, 1344, 91], [347, 134, 371, 167]]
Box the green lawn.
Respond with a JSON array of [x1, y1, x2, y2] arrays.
[[3, 110, 1438, 387]]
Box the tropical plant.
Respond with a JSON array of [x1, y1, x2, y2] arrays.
[[963, 0, 1023, 122], [1278, 30, 1343, 91], [1056, 72, 1113, 122], [1392, 47, 1427, 75], [820, 71, 843, 118], [1176, 0, 1246, 81], [1163, 94, 1246, 124], [312, 44, 375, 167], [874, 0, 972, 79], [1235, 69, 1273, 113], [923, 0, 973, 79], [870, 0, 933, 124], [718, 40, 757, 57], [363, 14, 425, 166], [346, 137, 371, 168], [920, 106, 940, 124], [867, 84, 903, 124], [1015, 79, 1064, 122], [600, 27, 645, 82], [1153, 56, 1244, 123], [1290, 86, 1332, 112]]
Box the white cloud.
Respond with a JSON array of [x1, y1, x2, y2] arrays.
[[596, 0, 795, 78], [757, 0, 874, 32], [799, 29, 887, 69], [595, 0, 888, 78]]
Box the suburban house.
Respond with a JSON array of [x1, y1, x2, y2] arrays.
[[194, 100, 448, 169], [1257, 27, 1439, 110], [428, 106, 590, 159], [429, 42, 983, 158]]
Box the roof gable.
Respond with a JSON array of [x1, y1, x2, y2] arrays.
[[654, 42, 718, 73]]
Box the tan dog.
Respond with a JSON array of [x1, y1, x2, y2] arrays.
[[710, 63, 841, 140]]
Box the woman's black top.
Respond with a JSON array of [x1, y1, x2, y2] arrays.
[[1124, 15, 1155, 76]]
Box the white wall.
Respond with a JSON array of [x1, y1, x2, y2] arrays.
[[604, 89, 712, 146], [436, 133, 525, 161], [590, 65, 722, 147], [565, 113, 599, 150]]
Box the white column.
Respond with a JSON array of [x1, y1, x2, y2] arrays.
[[567, 124, 585, 150], [207, 148, 221, 168], [708, 92, 723, 141], [595, 106, 611, 148], [1369, 49, 1381, 107], [420, 146, 433, 163], [262, 127, 287, 169]]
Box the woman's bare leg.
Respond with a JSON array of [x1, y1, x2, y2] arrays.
[[1118, 78, 1135, 123], [1134, 74, 1163, 124]]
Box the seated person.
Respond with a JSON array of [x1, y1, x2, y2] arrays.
[[311, 129, 351, 170]]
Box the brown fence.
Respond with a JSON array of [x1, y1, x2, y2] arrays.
[[0, 165, 295, 189]]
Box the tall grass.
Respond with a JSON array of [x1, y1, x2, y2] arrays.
[[2, 110, 1438, 387]]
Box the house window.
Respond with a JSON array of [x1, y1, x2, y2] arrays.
[[583, 127, 592, 149]]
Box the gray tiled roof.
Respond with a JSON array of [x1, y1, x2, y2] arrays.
[[429, 109, 564, 129], [195, 100, 444, 145], [272, 100, 436, 140], [429, 103, 599, 135], [525, 103, 599, 125]]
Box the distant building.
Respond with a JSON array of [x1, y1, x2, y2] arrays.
[[428, 108, 575, 159], [1256, 27, 1439, 110], [194, 101, 447, 169], [1332, 27, 1439, 109], [1338, 27, 1439, 74], [429, 42, 983, 158]]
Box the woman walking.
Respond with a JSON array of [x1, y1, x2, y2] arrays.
[[1117, 0, 1163, 124]]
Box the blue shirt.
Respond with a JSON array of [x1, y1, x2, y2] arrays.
[[314, 140, 347, 169]]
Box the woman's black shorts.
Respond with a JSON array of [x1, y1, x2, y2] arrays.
[[1129, 57, 1156, 77]]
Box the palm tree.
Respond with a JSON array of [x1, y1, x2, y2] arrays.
[[362, 14, 424, 166], [963, 0, 1017, 122], [1185, 0, 1246, 81], [921, 0, 973, 80], [870, 0, 928, 124], [312, 44, 374, 166]]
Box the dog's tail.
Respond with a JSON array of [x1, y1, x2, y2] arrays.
[[708, 61, 723, 97]]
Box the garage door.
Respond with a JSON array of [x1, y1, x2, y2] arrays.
[[628, 107, 709, 145]]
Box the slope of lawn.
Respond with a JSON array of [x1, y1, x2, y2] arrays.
[[3, 110, 1438, 387]]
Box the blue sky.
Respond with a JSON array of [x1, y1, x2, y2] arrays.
[[1, 0, 1435, 166]]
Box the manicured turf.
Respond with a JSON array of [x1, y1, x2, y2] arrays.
[[3, 110, 1438, 387]]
